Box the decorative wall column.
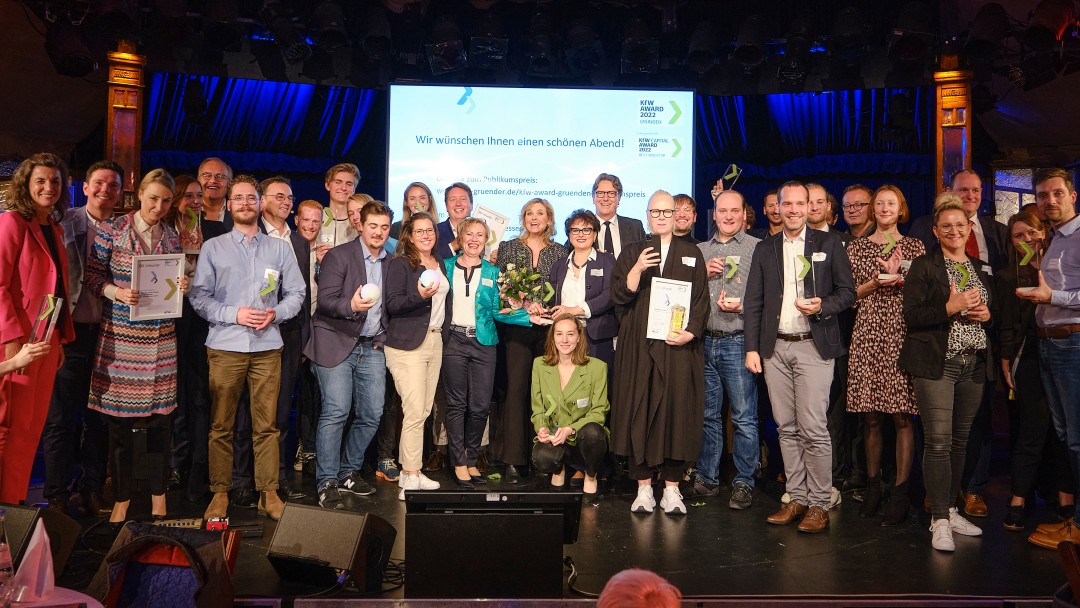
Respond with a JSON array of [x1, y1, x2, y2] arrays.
[[933, 55, 973, 192], [106, 40, 146, 213]]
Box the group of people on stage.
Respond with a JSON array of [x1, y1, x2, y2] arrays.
[[1, 152, 1079, 556]]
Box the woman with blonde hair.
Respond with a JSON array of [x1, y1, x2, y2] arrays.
[[493, 198, 568, 483]]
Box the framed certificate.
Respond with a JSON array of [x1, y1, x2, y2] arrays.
[[130, 254, 185, 320]]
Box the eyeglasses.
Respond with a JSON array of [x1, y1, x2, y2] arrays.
[[569, 227, 595, 235], [230, 195, 258, 206], [265, 193, 295, 203], [412, 228, 436, 236], [842, 202, 869, 211], [594, 190, 619, 199], [936, 222, 968, 233], [199, 172, 230, 182], [648, 209, 676, 218]]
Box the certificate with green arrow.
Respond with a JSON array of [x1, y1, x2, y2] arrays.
[[130, 254, 186, 320]]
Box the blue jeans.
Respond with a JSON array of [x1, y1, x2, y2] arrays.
[[1040, 333, 1080, 526], [698, 334, 759, 488], [313, 341, 385, 491]]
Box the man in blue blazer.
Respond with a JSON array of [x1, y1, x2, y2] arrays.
[[744, 180, 856, 533], [303, 199, 393, 510]]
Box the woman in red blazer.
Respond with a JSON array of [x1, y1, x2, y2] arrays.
[[0, 153, 76, 503]]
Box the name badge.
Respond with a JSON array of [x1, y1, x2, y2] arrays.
[[682, 256, 696, 267], [981, 265, 993, 276], [899, 260, 912, 272], [590, 268, 604, 277], [576, 397, 590, 409], [482, 277, 494, 287], [265, 268, 281, 281], [811, 252, 827, 262]]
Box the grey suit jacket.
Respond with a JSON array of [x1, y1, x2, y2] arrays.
[[60, 207, 90, 312]]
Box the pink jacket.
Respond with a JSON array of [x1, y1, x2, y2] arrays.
[[0, 211, 75, 347]]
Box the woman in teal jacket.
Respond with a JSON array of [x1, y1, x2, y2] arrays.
[[443, 217, 531, 488], [530, 313, 610, 498]]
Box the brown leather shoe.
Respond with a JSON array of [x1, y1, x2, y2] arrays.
[[476, 450, 490, 474], [797, 506, 830, 533], [767, 501, 808, 525], [203, 492, 229, 520], [423, 450, 446, 473], [259, 491, 286, 521], [1028, 521, 1080, 549], [964, 493, 988, 517]]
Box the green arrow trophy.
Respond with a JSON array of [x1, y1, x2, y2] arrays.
[[722, 256, 741, 305], [30, 294, 64, 343], [878, 232, 899, 282], [795, 254, 816, 305], [1016, 240, 1041, 292]]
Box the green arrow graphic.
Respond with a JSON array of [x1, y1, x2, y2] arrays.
[[668, 100, 682, 125], [796, 255, 811, 280], [723, 164, 741, 181], [542, 281, 555, 303], [953, 262, 970, 290], [185, 208, 198, 230], [725, 258, 738, 279], [165, 278, 177, 300], [1019, 241, 1035, 266], [260, 274, 277, 296], [881, 231, 896, 257], [38, 295, 56, 320], [322, 208, 333, 227], [671, 139, 682, 158]]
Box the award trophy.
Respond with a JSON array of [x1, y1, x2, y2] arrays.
[[30, 294, 63, 343], [1016, 240, 1041, 292], [721, 256, 741, 305], [878, 232, 899, 281], [795, 255, 815, 305]]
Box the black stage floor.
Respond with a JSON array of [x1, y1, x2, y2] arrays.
[[34, 459, 1068, 605]]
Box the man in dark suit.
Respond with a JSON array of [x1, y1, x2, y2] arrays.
[[592, 173, 646, 258], [744, 180, 856, 533], [44, 160, 122, 517], [908, 171, 1009, 271], [435, 182, 473, 259], [304, 199, 392, 510]]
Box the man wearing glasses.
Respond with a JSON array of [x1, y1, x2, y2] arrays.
[[190, 175, 306, 522], [198, 158, 233, 223], [841, 184, 875, 238], [592, 173, 646, 258]]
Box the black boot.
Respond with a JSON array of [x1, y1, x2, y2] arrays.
[[881, 481, 910, 526], [860, 474, 883, 518]]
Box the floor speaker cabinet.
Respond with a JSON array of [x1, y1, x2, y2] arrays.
[[405, 512, 564, 598], [0, 502, 80, 575], [266, 503, 396, 592]]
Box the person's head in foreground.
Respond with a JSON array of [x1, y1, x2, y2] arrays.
[[597, 568, 682, 608]]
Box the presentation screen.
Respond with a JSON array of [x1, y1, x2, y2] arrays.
[[387, 84, 694, 240]]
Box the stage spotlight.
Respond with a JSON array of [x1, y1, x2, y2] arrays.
[[734, 15, 767, 69], [262, 1, 312, 64], [965, 3, 1010, 60], [303, 48, 338, 82], [1023, 0, 1074, 50], [359, 5, 392, 60], [620, 17, 658, 74], [528, 11, 556, 77], [778, 12, 813, 85], [203, 0, 243, 52], [313, 1, 347, 50], [426, 14, 467, 74], [45, 21, 97, 77], [564, 17, 604, 75], [832, 6, 871, 49], [889, 2, 932, 63], [94, 0, 139, 38], [686, 21, 718, 74], [471, 11, 508, 70]]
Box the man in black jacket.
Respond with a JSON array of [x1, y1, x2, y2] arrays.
[[744, 180, 856, 533]]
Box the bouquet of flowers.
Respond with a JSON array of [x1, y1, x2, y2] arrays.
[[497, 263, 554, 310]]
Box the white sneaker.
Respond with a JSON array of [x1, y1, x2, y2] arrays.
[[660, 486, 686, 515], [398, 473, 440, 501], [948, 507, 983, 537], [631, 484, 656, 514], [930, 518, 955, 552], [828, 487, 842, 509], [781, 492, 791, 504]]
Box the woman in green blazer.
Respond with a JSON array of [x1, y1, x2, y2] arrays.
[[530, 313, 610, 497]]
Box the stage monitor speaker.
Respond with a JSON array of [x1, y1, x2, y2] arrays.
[[0, 502, 80, 576], [266, 503, 396, 592]]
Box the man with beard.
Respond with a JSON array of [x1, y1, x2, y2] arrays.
[[673, 194, 699, 244], [190, 175, 305, 522]]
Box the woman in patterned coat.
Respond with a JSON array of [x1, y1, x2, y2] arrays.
[[86, 168, 189, 526]]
